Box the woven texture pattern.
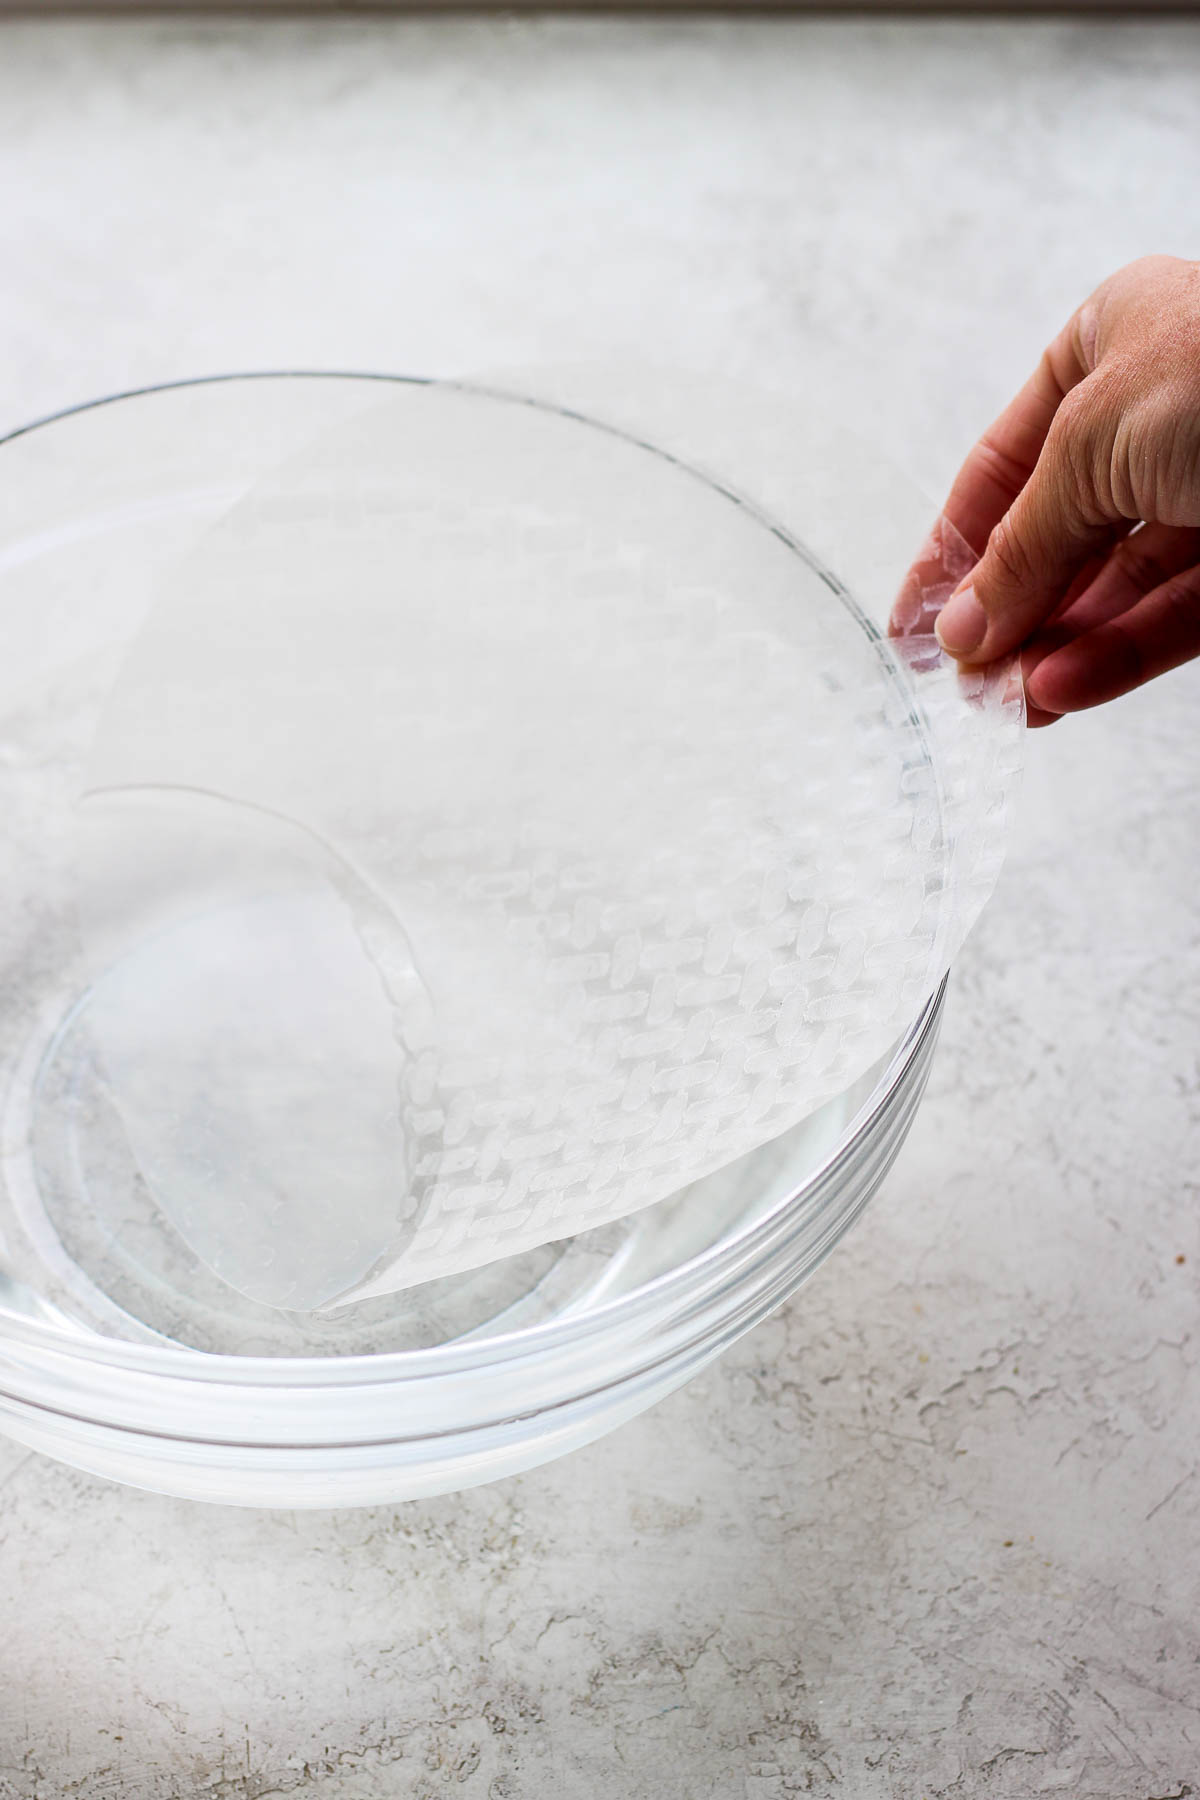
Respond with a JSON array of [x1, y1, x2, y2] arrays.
[[80, 385, 1022, 1306]]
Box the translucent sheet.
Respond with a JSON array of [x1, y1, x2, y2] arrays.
[[73, 379, 1022, 1309]]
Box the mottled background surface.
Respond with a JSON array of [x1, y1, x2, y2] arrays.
[[0, 16, 1198, 1798]]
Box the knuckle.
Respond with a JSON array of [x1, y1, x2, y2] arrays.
[[1049, 379, 1122, 521], [1116, 402, 1200, 526], [1060, 363, 1128, 432], [1158, 419, 1200, 527], [1049, 383, 1092, 446]]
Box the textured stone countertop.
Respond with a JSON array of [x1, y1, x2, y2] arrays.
[[0, 15, 1198, 1799]]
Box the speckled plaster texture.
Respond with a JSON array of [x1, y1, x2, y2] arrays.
[[0, 15, 1198, 1800]]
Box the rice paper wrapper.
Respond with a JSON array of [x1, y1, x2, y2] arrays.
[[72, 375, 1022, 1309]]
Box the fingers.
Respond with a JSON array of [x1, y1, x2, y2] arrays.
[[941, 334, 1087, 559], [935, 371, 1130, 664], [890, 315, 1092, 641], [1048, 520, 1200, 638], [889, 513, 978, 636], [895, 258, 1200, 720], [890, 354, 1079, 637], [1018, 521, 1200, 706], [1046, 525, 1136, 622], [1025, 559, 1200, 714], [932, 262, 1200, 666]]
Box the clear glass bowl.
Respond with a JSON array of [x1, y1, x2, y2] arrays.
[[0, 376, 943, 1507]]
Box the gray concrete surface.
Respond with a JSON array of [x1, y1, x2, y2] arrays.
[[0, 16, 1197, 1798]]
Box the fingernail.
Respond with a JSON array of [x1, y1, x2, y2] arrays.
[[935, 583, 988, 656]]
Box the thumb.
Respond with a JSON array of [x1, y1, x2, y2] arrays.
[[935, 381, 1124, 665]]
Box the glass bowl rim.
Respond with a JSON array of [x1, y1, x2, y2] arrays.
[[0, 370, 938, 1388]]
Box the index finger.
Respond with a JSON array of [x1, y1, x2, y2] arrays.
[[890, 320, 1091, 636]]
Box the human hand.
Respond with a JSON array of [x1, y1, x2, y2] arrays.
[[890, 255, 1200, 726]]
